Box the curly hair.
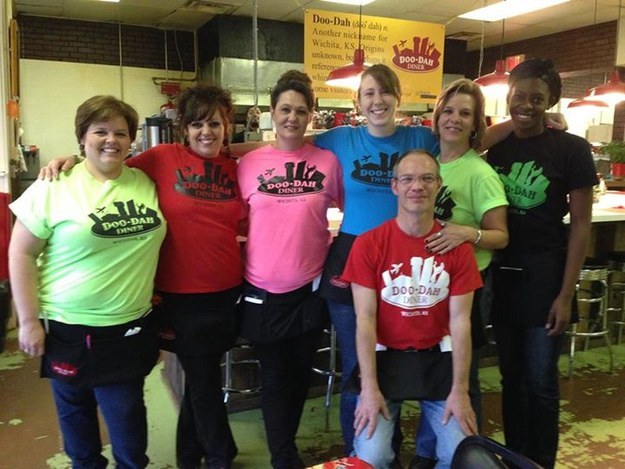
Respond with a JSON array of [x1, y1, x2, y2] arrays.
[[177, 83, 234, 134]]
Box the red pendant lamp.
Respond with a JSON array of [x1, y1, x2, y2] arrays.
[[326, 49, 367, 90], [584, 0, 625, 106], [475, 59, 509, 95], [326, 4, 369, 90], [474, 20, 509, 97], [568, 0, 608, 110], [568, 89, 608, 110], [587, 69, 625, 106]]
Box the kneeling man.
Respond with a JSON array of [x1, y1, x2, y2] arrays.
[[342, 150, 481, 468]]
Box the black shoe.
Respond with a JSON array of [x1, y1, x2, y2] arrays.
[[177, 462, 201, 469], [408, 455, 437, 469]]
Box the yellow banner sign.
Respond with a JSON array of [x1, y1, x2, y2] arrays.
[[304, 9, 445, 103]]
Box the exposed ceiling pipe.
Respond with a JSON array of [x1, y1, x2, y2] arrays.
[[152, 29, 199, 85], [252, 0, 258, 109]]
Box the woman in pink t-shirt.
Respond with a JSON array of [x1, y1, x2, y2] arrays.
[[237, 70, 343, 469]]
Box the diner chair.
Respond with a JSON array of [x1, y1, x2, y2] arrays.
[[311, 325, 341, 432], [451, 435, 542, 469], [222, 337, 262, 404], [567, 258, 614, 378], [605, 251, 625, 345]]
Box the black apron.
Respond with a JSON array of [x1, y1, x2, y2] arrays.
[[344, 348, 453, 401], [41, 311, 158, 387], [238, 281, 329, 344], [492, 249, 566, 327]]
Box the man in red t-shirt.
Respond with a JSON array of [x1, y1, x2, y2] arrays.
[[342, 150, 482, 468]]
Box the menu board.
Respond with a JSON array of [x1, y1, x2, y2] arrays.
[[304, 9, 445, 103]]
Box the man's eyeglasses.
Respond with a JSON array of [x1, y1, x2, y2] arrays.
[[394, 174, 439, 186]]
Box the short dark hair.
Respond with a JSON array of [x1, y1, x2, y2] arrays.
[[74, 95, 139, 144], [508, 58, 562, 107], [393, 148, 440, 176], [270, 70, 315, 111], [432, 78, 487, 150], [177, 84, 234, 134]]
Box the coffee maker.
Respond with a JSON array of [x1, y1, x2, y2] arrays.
[[142, 116, 173, 150]]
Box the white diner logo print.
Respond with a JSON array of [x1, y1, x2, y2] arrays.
[[381, 256, 450, 310]]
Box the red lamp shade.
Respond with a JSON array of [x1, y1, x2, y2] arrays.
[[325, 48, 369, 90], [474, 59, 509, 97], [587, 69, 625, 105], [567, 88, 609, 110]]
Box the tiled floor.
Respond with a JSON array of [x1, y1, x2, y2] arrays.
[[1, 328, 624, 468]]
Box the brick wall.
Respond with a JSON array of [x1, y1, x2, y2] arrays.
[[18, 15, 195, 71], [468, 20, 625, 141], [467, 21, 617, 82], [17, 15, 625, 140]]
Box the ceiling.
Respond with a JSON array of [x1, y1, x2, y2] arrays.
[[11, 0, 625, 51]]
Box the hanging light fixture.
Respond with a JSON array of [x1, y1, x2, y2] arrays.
[[325, 4, 369, 90], [568, 0, 608, 110], [568, 89, 609, 109], [586, 0, 625, 105], [587, 69, 625, 105], [474, 19, 509, 97]]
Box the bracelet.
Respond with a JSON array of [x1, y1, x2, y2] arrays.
[[474, 229, 483, 245]]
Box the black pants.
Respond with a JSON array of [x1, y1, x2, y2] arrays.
[[176, 353, 237, 468], [159, 288, 240, 469], [255, 329, 322, 469]]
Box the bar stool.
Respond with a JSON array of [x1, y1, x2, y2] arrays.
[[222, 337, 262, 404], [567, 258, 614, 378], [311, 325, 341, 432], [605, 251, 625, 345]]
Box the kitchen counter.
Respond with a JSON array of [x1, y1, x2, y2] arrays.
[[565, 192, 625, 258], [328, 193, 625, 257]]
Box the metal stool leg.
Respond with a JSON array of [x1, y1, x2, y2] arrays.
[[222, 340, 262, 404], [568, 323, 578, 379], [223, 350, 233, 404], [598, 281, 614, 373], [606, 254, 625, 344], [567, 266, 614, 377], [615, 288, 625, 344], [311, 326, 341, 432]]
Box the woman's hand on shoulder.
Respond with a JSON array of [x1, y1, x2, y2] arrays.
[[545, 112, 568, 131], [425, 222, 472, 255], [38, 155, 80, 181]]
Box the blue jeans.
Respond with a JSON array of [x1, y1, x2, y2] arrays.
[[414, 351, 481, 461], [414, 280, 490, 460], [328, 299, 358, 456], [494, 323, 564, 469], [51, 378, 148, 469], [354, 399, 466, 469]]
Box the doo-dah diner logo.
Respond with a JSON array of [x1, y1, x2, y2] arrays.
[[392, 37, 441, 73]]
